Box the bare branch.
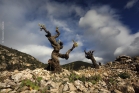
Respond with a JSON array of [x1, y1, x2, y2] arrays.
[[39, 23, 51, 37], [54, 27, 60, 38]]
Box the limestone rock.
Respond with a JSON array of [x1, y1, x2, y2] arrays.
[[63, 83, 69, 91], [68, 83, 76, 91], [11, 73, 23, 82], [126, 85, 135, 93], [113, 89, 122, 93], [1, 55, 5, 60], [117, 82, 135, 93], [74, 80, 85, 91], [99, 88, 110, 93], [0, 88, 12, 93]]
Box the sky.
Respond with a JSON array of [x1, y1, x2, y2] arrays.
[[0, 0, 139, 65]]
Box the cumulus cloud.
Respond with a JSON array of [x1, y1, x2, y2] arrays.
[[114, 36, 139, 56], [79, 5, 139, 63], [45, 1, 85, 18], [0, 0, 87, 64], [18, 44, 53, 63], [114, 46, 139, 56], [124, 0, 138, 9], [0, 0, 139, 65], [50, 17, 72, 32], [19, 45, 52, 57]]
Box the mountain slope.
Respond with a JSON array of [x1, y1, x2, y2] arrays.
[[0, 44, 47, 71]]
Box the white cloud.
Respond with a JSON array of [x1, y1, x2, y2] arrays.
[[45, 1, 85, 18], [18, 44, 53, 64], [114, 46, 139, 56], [19, 44, 52, 57], [0, 0, 86, 65], [79, 5, 139, 63], [0, 0, 139, 65], [114, 36, 139, 56], [50, 17, 72, 32], [124, 0, 138, 9]]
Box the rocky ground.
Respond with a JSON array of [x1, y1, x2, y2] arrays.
[[0, 55, 139, 93], [0, 52, 139, 93]]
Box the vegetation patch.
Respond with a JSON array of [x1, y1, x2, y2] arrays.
[[68, 72, 101, 84], [20, 76, 42, 90], [118, 72, 130, 79]]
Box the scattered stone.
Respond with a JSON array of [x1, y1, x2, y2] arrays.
[[113, 89, 122, 93], [0, 88, 12, 93], [74, 80, 85, 91], [103, 72, 108, 77], [0, 54, 139, 93], [99, 88, 110, 93], [68, 83, 76, 91], [63, 83, 69, 91]]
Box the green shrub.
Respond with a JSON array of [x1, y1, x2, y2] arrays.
[[21, 79, 39, 90], [91, 80, 97, 84], [20, 76, 42, 90], [118, 72, 130, 79], [88, 74, 102, 84], [69, 72, 80, 82], [78, 75, 86, 82], [109, 77, 116, 85]]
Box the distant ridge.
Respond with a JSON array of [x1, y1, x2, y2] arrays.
[[62, 61, 92, 70]]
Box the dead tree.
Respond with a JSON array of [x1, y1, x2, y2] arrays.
[[39, 24, 77, 72], [84, 50, 99, 69]]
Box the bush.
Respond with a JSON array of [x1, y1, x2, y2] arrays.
[[118, 72, 130, 79], [109, 77, 116, 85], [69, 72, 80, 82], [88, 74, 102, 84], [20, 76, 42, 90]]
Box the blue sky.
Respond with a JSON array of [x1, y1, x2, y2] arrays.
[[0, 0, 139, 64]]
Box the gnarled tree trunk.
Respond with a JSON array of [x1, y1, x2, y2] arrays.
[[39, 25, 77, 72], [84, 50, 99, 69]]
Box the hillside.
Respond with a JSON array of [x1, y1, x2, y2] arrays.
[[0, 44, 47, 71]]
